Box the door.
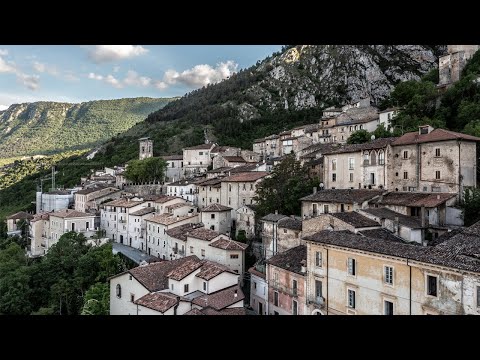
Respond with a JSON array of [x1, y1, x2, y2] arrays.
[[340, 204, 345, 212], [120, 235, 123, 244], [258, 302, 263, 315]]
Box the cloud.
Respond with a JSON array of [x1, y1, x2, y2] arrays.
[[0, 49, 8, 56], [113, 66, 120, 73], [17, 73, 40, 91], [88, 72, 103, 80], [0, 105, 8, 111], [33, 61, 59, 76], [124, 70, 151, 87], [85, 45, 149, 63], [64, 72, 79, 81], [162, 60, 238, 88], [104, 75, 123, 88], [0, 55, 15, 73]]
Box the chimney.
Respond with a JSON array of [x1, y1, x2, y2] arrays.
[[275, 210, 278, 215], [234, 289, 238, 298], [313, 187, 317, 194]]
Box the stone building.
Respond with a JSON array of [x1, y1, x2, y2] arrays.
[[260, 212, 288, 259], [235, 204, 257, 240], [196, 177, 223, 209], [220, 171, 268, 213], [277, 216, 303, 254], [439, 45, 479, 87], [138, 137, 153, 160], [302, 211, 380, 237], [200, 203, 232, 234], [183, 143, 215, 176], [74, 185, 121, 213], [162, 155, 184, 182]]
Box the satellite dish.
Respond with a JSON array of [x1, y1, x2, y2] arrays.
[[371, 135, 376, 140]]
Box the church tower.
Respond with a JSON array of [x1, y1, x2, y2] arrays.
[[138, 137, 153, 160]]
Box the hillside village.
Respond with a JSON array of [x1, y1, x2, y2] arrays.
[[4, 45, 480, 315]]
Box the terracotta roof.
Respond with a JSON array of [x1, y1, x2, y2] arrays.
[[209, 238, 248, 251], [75, 185, 112, 195], [127, 256, 196, 292], [370, 192, 456, 208], [207, 167, 232, 174], [196, 178, 224, 187], [267, 245, 307, 275], [391, 128, 480, 146], [322, 138, 396, 155], [187, 227, 220, 241], [6, 211, 34, 220], [192, 285, 244, 310], [361, 208, 423, 229], [331, 211, 380, 228], [166, 203, 193, 210], [130, 207, 156, 216], [222, 171, 268, 183], [146, 214, 195, 226], [167, 257, 203, 281], [278, 216, 302, 231], [162, 155, 183, 160], [166, 223, 203, 241], [184, 144, 214, 150], [184, 308, 204, 315], [195, 260, 236, 280], [202, 203, 232, 212], [103, 198, 145, 208], [135, 292, 179, 313], [199, 307, 246, 315], [301, 189, 384, 203], [358, 228, 406, 243], [155, 195, 183, 204], [31, 213, 50, 222], [50, 209, 94, 218], [223, 156, 246, 163], [168, 179, 197, 186], [261, 213, 288, 222]]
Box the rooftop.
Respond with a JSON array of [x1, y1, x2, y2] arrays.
[[253, 138, 265, 143], [322, 138, 396, 155], [50, 209, 94, 218], [331, 211, 380, 228], [187, 227, 221, 241], [277, 216, 302, 231], [221, 171, 268, 183], [191, 285, 244, 310], [166, 223, 203, 241], [267, 245, 307, 275], [301, 189, 384, 203], [195, 260, 236, 280], [265, 134, 280, 140], [155, 195, 184, 204], [146, 213, 195, 226], [167, 257, 203, 281], [222, 156, 246, 163], [201, 203, 232, 212], [196, 177, 223, 187], [392, 128, 480, 146], [103, 198, 145, 208], [6, 211, 34, 220], [134, 292, 179, 313], [361, 208, 423, 229], [130, 207, 156, 216], [198, 307, 246, 315], [75, 184, 113, 195], [168, 179, 197, 186], [209, 238, 248, 251], [184, 143, 214, 150], [370, 191, 456, 208], [261, 213, 288, 222], [229, 163, 263, 173]]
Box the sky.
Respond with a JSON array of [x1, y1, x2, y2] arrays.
[[0, 45, 282, 110]]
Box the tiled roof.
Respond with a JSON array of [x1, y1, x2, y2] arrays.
[[128, 256, 196, 292], [370, 192, 456, 208], [167, 257, 203, 281], [300, 142, 339, 154], [261, 213, 288, 222], [187, 227, 220, 241], [211, 146, 238, 153], [134, 292, 179, 313], [184, 308, 204, 315], [267, 245, 307, 275], [331, 211, 380, 228], [162, 155, 183, 160], [391, 128, 480, 146], [222, 171, 268, 182], [50, 209, 94, 218], [146, 214, 195, 225], [6, 211, 34, 220], [166, 203, 192, 210], [31, 213, 50, 222], [223, 156, 246, 163], [199, 307, 246, 315], [278, 216, 302, 230], [322, 138, 396, 155], [361, 208, 423, 229], [196, 178, 224, 187], [253, 138, 265, 143], [195, 260, 236, 280], [207, 167, 232, 174], [229, 163, 262, 173], [301, 189, 384, 203], [130, 207, 155, 216], [184, 144, 214, 150], [209, 238, 248, 251], [168, 179, 197, 186], [265, 134, 280, 140], [75, 185, 111, 195], [166, 223, 203, 241], [306, 157, 324, 166], [192, 285, 244, 310], [358, 228, 406, 243], [155, 195, 183, 204], [202, 203, 232, 212], [103, 198, 145, 208]]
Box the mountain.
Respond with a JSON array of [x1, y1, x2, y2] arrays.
[[0, 97, 175, 158]]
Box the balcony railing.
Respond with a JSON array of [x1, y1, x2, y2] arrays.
[[307, 295, 325, 308]]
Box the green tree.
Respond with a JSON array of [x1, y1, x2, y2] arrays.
[[462, 188, 480, 226], [347, 130, 371, 144], [124, 157, 167, 183], [254, 154, 319, 217], [81, 282, 109, 315], [372, 124, 393, 139]]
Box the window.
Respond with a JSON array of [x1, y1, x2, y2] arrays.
[[323, 205, 329, 214], [292, 300, 298, 315], [359, 125, 363, 130], [384, 266, 393, 285], [403, 171, 408, 179], [130, 294, 135, 302], [184, 284, 189, 293], [203, 282, 207, 291], [211, 213, 215, 219], [199, 151, 203, 155], [435, 148, 440, 157], [243, 183, 246, 190], [315, 280, 323, 298], [116, 284, 121, 298], [370, 173, 376, 185], [171, 283, 174, 290], [403, 150, 408, 159], [201, 249, 205, 257], [250, 184, 254, 190], [230, 254, 239, 259], [292, 279, 298, 296], [312, 203, 318, 216], [315, 251, 322, 267], [384, 300, 394, 315], [228, 197, 231, 205], [435, 171, 440, 179], [347, 258, 356, 276], [229, 184, 232, 192], [379, 151, 385, 165], [274, 291, 279, 306], [332, 173, 336, 182], [427, 275, 438, 297], [332, 159, 337, 170], [210, 225, 215, 230], [348, 158, 354, 170], [349, 173, 354, 182], [129, 275, 132, 280], [190, 246, 193, 254], [254, 282, 257, 289], [348, 289, 356, 309]]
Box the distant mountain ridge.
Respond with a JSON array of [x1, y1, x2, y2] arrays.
[[0, 97, 175, 158]]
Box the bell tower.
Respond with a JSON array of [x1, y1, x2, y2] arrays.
[[138, 137, 153, 160]]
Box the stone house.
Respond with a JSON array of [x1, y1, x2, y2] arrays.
[[6, 211, 33, 237], [302, 211, 380, 237], [49, 209, 97, 248], [248, 263, 267, 315], [162, 155, 184, 182], [166, 179, 197, 204], [277, 216, 303, 255], [29, 213, 50, 257], [195, 177, 223, 209], [183, 143, 215, 176], [74, 185, 121, 213], [260, 212, 288, 259], [128, 207, 155, 251], [220, 171, 268, 214], [235, 204, 257, 240], [200, 203, 232, 234]]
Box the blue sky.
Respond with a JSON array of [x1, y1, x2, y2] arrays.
[[0, 45, 282, 109]]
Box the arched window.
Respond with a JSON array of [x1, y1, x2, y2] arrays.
[[378, 150, 385, 165], [363, 151, 369, 166], [370, 151, 377, 165], [116, 284, 122, 298]]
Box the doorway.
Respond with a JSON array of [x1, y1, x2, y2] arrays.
[[258, 302, 263, 315]]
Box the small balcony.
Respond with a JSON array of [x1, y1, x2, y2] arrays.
[[308, 295, 325, 308]]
